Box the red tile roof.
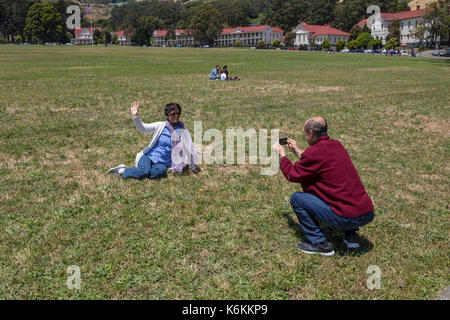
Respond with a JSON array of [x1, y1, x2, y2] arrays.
[[154, 29, 193, 37], [381, 8, 429, 20], [222, 28, 235, 35], [74, 27, 102, 36], [355, 8, 430, 28], [299, 23, 349, 37], [153, 25, 284, 37], [272, 27, 284, 33], [113, 30, 133, 37], [155, 29, 167, 37], [357, 19, 367, 27], [239, 25, 270, 32]]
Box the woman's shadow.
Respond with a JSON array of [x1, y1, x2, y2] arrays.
[[283, 212, 374, 256]]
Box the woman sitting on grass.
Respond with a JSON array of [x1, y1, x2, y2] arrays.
[[108, 101, 199, 179], [220, 65, 240, 81]]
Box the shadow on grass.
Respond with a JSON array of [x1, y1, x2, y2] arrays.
[[283, 212, 374, 257]]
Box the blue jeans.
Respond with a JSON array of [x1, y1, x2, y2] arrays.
[[290, 192, 375, 244], [210, 76, 220, 80], [121, 156, 167, 180]]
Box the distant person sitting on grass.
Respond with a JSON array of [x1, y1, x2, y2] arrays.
[[108, 101, 199, 179], [210, 65, 220, 80], [274, 117, 375, 256], [220, 65, 240, 81]]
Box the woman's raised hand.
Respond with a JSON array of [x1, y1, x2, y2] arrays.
[[131, 101, 140, 118]]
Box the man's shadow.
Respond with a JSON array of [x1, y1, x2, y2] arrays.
[[283, 212, 373, 256]]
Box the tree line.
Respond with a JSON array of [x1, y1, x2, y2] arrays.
[[1, 0, 448, 47]]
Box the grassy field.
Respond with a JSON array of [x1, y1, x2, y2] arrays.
[[0, 45, 448, 299]]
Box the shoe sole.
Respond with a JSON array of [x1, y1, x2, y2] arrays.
[[298, 248, 335, 256], [108, 164, 126, 174], [343, 239, 360, 249]]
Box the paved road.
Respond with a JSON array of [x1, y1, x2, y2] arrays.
[[416, 50, 450, 59]]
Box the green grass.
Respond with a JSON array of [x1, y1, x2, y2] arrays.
[[0, 45, 449, 299]]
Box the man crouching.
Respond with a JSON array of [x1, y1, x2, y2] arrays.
[[274, 117, 375, 256]]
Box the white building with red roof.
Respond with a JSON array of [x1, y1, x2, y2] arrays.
[[71, 28, 131, 45], [71, 27, 102, 45], [294, 23, 349, 47], [152, 25, 284, 47], [356, 8, 430, 45], [112, 31, 132, 46], [215, 25, 284, 47], [152, 29, 194, 47]]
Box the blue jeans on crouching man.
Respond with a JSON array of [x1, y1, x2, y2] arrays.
[[121, 155, 167, 180], [290, 192, 375, 244]]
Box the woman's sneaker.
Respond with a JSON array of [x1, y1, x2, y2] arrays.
[[108, 164, 126, 175], [343, 231, 360, 249], [297, 241, 335, 256]]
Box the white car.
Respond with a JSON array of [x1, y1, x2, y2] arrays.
[[341, 48, 350, 53]]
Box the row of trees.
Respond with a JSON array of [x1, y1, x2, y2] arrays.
[[0, 0, 88, 44], [1, 0, 449, 47]]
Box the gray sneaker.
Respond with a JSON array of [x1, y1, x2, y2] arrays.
[[343, 231, 360, 249], [108, 164, 126, 175], [297, 241, 335, 256]]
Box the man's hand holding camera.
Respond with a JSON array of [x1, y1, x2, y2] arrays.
[[274, 138, 303, 159]]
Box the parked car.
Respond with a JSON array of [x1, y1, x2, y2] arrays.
[[202, 45, 210, 48], [432, 51, 445, 56], [341, 48, 349, 53], [444, 49, 450, 57], [45, 42, 56, 46], [280, 46, 288, 50], [288, 47, 296, 50], [373, 49, 381, 54]]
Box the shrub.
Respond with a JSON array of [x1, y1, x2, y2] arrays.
[[370, 38, 382, 49], [14, 35, 23, 43], [321, 39, 331, 50], [347, 40, 358, 50], [356, 32, 373, 49], [257, 40, 265, 49], [272, 39, 281, 48], [385, 37, 399, 50], [235, 40, 242, 47], [335, 39, 346, 51]]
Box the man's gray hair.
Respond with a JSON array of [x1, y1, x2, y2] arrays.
[[305, 119, 328, 137]]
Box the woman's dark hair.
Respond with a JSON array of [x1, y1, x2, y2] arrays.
[[164, 102, 181, 116]]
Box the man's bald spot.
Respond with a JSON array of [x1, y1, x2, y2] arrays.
[[305, 116, 326, 128], [304, 117, 328, 137]]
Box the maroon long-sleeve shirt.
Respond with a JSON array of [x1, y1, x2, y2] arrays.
[[280, 135, 374, 218]]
